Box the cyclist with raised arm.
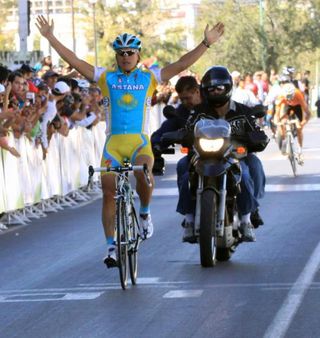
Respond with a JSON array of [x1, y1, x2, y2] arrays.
[[36, 15, 224, 267], [274, 81, 311, 162]]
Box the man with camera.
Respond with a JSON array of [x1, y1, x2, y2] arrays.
[[151, 75, 202, 175]]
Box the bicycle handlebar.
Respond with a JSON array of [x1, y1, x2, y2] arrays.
[[275, 119, 300, 126], [87, 164, 152, 188]]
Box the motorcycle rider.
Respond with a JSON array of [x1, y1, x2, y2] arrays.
[[172, 66, 269, 242], [152, 72, 267, 242]]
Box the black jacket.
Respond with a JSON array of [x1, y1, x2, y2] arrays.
[[182, 100, 269, 153], [151, 104, 191, 146]]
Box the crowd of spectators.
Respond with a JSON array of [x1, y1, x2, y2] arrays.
[[228, 68, 312, 129], [0, 57, 103, 160], [0, 58, 314, 161]]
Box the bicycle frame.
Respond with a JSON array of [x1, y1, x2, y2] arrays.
[[277, 118, 299, 176], [88, 161, 151, 289]]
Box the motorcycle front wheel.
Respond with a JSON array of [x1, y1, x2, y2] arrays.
[[199, 189, 217, 267]]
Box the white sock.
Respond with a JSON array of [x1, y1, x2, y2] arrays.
[[185, 213, 194, 223], [241, 213, 251, 224]]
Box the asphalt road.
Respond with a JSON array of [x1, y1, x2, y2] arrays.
[[1, 119, 320, 338]]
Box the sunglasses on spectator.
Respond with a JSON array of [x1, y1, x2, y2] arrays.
[[116, 49, 138, 57], [208, 85, 226, 92]]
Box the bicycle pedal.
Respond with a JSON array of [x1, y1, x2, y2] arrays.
[[104, 256, 118, 268]]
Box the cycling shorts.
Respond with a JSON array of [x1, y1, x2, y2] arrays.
[[282, 104, 303, 121], [100, 133, 153, 174]]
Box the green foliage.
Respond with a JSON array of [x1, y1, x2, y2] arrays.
[[79, 0, 185, 67], [195, 0, 320, 75], [0, 0, 17, 51], [0, 34, 15, 50]]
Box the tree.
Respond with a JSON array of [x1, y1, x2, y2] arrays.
[[195, 0, 320, 75], [0, 0, 17, 52], [79, 0, 185, 68]]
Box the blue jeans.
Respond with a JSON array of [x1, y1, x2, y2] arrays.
[[237, 153, 265, 215], [176, 155, 195, 215], [176, 153, 265, 217]]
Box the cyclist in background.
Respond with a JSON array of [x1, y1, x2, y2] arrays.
[[274, 82, 311, 162], [36, 15, 224, 267]]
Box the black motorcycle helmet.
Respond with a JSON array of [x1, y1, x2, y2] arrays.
[[200, 66, 233, 107]]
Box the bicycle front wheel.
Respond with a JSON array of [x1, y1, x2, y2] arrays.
[[288, 136, 297, 177], [128, 205, 140, 285], [116, 199, 128, 290]]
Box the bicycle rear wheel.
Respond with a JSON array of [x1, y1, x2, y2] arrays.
[[287, 137, 297, 177], [116, 199, 128, 290], [128, 205, 139, 285]]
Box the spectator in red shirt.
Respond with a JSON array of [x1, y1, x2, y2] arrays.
[[19, 64, 39, 94], [244, 73, 258, 97]]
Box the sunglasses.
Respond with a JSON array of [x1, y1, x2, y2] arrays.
[[208, 85, 226, 92], [116, 49, 138, 57]]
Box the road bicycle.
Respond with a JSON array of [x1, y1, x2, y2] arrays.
[[276, 118, 302, 177], [88, 159, 151, 290]]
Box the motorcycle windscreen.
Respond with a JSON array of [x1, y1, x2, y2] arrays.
[[194, 118, 231, 139]]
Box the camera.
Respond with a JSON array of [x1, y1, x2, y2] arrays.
[[26, 92, 35, 105]]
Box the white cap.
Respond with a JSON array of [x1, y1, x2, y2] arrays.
[[231, 70, 241, 78], [52, 81, 70, 95], [77, 79, 90, 88], [0, 84, 5, 94]]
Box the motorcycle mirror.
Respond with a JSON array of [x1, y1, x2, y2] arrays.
[[163, 105, 177, 119], [251, 104, 266, 119]]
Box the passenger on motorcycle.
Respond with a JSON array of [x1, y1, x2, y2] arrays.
[[174, 66, 269, 243], [151, 75, 201, 175]]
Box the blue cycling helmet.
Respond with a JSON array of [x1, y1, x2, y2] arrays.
[[112, 33, 142, 51]]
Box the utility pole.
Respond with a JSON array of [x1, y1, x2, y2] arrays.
[[89, 0, 98, 66], [259, 0, 266, 70], [18, 0, 28, 59], [71, 0, 76, 53]]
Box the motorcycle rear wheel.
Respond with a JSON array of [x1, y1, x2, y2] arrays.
[[199, 189, 217, 267]]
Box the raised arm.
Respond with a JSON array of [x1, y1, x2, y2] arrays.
[[160, 22, 224, 83], [36, 15, 95, 81]]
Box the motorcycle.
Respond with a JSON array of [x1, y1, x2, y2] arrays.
[[162, 118, 249, 267]]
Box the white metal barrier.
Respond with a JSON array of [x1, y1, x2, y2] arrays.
[[0, 122, 106, 228], [0, 103, 164, 230]]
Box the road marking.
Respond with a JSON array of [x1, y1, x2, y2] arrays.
[[163, 290, 203, 298], [265, 184, 320, 192], [263, 241, 320, 338], [0, 292, 103, 303], [137, 277, 161, 284], [0, 279, 189, 303], [1, 280, 320, 304], [152, 184, 320, 197], [160, 175, 177, 182], [62, 292, 102, 300], [78, 279, 187, 287], [261, 155, 320, 161]]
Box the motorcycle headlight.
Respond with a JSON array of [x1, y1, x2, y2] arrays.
[[199, 138, 224, 152]]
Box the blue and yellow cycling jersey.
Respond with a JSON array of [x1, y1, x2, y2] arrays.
[[94, 66, 161, 136]]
